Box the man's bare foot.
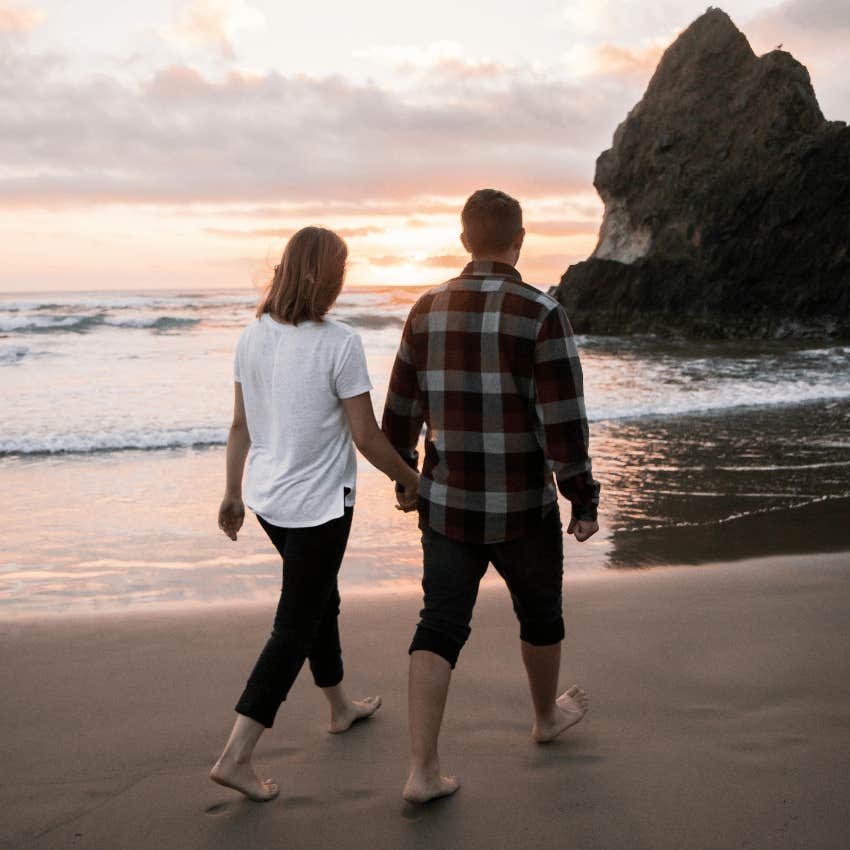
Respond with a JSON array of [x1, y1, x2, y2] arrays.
[[532, 684, 589, 743], [402, 769, 460, 804], [209, 758, 279, 802], [329, 695, 382, 734]]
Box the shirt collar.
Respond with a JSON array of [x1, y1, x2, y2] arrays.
[[460, 260, 523, 282]]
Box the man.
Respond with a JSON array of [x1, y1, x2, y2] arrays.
[[382, 188, 601, 804]]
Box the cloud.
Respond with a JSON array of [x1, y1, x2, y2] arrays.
[[355, 41, 514, 81], [0, 3, 44, 34], [161, 0, 265, 59], [588, 43, 667, 77], [0, 34, 644, 208], [20, 6, 845, 218], [745, 0, 850, 118], [422, 254, 467, 268], [526, 219, 600, 237], [185, 200, 463, 219], [205, 224, 385, 238], [747, 0, 850, 48]]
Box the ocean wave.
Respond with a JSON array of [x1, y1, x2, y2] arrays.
[[0, 293, 254, 313], [0, 313, 201, 333], [613, 492, 850, 533], [337, 312, 405, 330], [0, 314, 104, 333], [102, 316, 201, 330], [0, 427, 227, 457], [0, 344, 29, 364], [587, 383, 850, 422]]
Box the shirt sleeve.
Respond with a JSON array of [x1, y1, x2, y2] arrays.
[[334, 332, 373, 399], [380, 308, 423, 470], [233, 334, 242, 383], [532, 304, 600, 522]]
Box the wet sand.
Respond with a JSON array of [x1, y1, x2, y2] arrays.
[[2, 551, 849, 849]]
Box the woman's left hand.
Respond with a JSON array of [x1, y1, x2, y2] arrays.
[[219, 495, 245, 540]]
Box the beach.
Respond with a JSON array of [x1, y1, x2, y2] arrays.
[[2, 550, 849, 850], [3, 287, 850, 848]]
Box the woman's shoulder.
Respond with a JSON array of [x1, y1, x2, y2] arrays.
[[237, 316, 263, 341], [321, 317, 362, 345]]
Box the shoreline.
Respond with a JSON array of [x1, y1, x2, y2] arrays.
[[2, 545, 849, 624], [2, 550, 849, 849]]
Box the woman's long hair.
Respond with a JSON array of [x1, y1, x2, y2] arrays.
[[256, 226, 348, 324]]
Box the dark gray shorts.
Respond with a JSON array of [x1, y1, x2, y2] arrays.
[[409, 505, 565, 667]]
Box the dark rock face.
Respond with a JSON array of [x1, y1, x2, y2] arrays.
[[556, 7, 850, 340]]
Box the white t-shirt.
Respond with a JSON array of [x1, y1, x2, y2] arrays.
[[233, 313, 373, 527]]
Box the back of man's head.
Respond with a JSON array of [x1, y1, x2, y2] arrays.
[[461, 189, 523, 257]]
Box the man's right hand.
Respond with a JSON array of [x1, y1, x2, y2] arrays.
[[567, 518, 598, 542]]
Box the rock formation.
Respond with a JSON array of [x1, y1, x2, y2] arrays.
[[555, 7, 850, 340]]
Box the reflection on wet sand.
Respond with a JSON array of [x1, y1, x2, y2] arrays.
[[595, 400, 850, 568]]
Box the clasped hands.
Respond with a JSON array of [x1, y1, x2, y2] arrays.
[[395, 474, 419, 513]]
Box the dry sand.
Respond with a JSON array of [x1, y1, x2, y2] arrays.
[[2, 552, 849, 850]]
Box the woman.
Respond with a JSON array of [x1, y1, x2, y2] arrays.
[[210, 226, 418, 802]]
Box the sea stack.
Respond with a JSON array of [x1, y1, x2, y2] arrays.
[[556, 7, 850, 339]]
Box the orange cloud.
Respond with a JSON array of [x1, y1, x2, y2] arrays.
[[205, 225, 385, 239], [591, 43, 667, 77], [0, 4, 44, 33], [422, 254, 467, 268], [162, 0, 264, 59], [526, 219, 600, 238]]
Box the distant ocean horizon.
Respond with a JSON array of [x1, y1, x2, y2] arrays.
[[2, 286, 849, 617]]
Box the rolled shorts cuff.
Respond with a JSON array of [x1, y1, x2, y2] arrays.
[[519, 616, 565, 647], [409, 626, 462, 669]]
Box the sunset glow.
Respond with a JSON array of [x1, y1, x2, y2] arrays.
[[2, 0, 848, 291]]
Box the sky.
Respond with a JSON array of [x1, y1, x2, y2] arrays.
[[1, 0, 848, 291]]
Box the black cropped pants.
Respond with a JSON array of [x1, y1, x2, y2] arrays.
[[235, 507, 353, 728], [409, 505, 565, 669]]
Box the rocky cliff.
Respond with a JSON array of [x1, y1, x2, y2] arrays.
[[555, 8, 850, 340]]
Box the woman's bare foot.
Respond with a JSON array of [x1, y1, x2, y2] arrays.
[[329, 695, 382, 734], [532, 684, 589, 743], [209, 757, 279, 802], [402, 767, 460, 804]]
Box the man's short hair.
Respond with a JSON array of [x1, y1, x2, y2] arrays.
[[461, 189, 523, 255]]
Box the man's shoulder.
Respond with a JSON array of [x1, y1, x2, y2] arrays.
[[502, 279, 560, 311]]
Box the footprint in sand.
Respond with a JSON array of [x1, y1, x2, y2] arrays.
[[204, 802, 232, 816]]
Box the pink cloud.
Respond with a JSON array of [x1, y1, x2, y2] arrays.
[[0, 39, 636, 207]]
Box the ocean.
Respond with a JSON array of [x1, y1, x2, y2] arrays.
[[2, 287, 849, 617]]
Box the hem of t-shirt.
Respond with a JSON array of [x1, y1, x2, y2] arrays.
[[337, 382, 373, 400], [417, 495, 559, 544], [252, 504, 350, 528]]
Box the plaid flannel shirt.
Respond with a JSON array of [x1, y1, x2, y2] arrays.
[[381, 260, 600, 544]]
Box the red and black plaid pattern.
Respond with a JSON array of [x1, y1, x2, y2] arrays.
[[381, 261, 600, 543]]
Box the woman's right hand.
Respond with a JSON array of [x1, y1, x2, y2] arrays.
[[219, 495, 245, 540]]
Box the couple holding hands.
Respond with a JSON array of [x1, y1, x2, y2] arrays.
[[211, 188, 600, 805]]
